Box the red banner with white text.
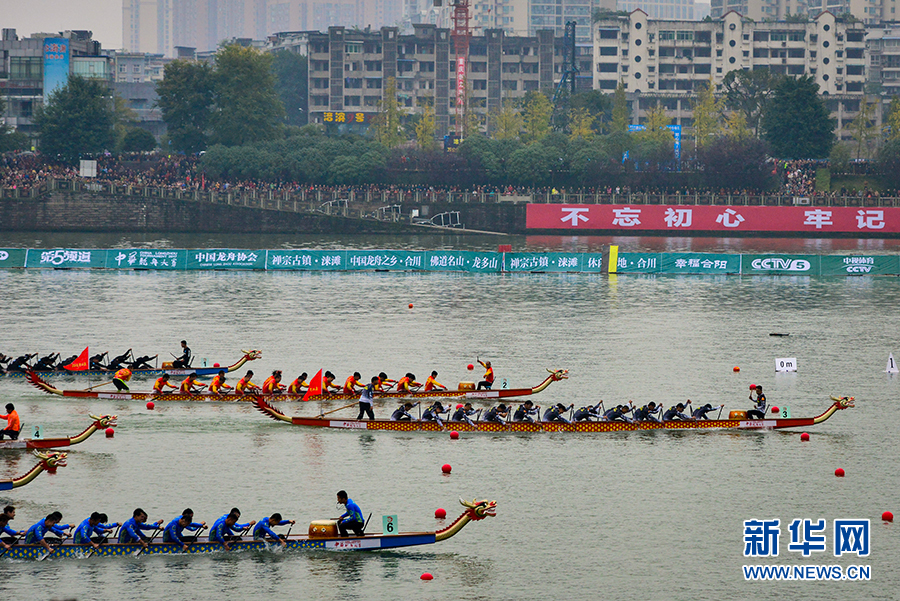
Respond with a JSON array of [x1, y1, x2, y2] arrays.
[[526, 204, 900, 234]]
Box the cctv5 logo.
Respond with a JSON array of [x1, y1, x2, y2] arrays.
[[750, 258, 811, 271], [0, 251, 7, 261], [846, 265, 872, 273]]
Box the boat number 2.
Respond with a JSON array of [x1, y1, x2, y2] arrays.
[[382, 515, 398, 535], [500, 378, 509, 390]]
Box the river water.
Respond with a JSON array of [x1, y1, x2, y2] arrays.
[[0, 233, 898, 601]]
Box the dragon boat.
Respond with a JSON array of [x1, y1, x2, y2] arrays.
[[1, 497, 497, 560], [252, 396, 855, 433], [0, 450, 68, 491], [26, 368, 568, 403], [6, 350, 261, 380], [0, 415, 116, 450]]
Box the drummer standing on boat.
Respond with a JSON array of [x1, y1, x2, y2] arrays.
[[357, 376, 378, 419]]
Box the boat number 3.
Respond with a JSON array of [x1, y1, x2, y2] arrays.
[[500, 378, 509, 390], [382, 515, 398, 535]]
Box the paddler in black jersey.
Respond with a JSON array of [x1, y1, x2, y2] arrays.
[[747, 385, 767, 419], [603, 403, 634, 422], [452, 403, 478, 426], [422, 401, 450, 427], [692, 403, 724, 420], [633, 402, 661, 422], [513, 400, 539, 422], [542, 403, 573, 423], [663, 403, 691, 421], [483, 404, 509, 425], [574, 402, 603, 422]]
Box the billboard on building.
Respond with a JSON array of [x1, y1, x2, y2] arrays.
[[43, 37, 70, 100]]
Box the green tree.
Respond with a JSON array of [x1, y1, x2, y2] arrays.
[[876, 138, 900, 189], [697, 136, 775, 192], [830, 143, 851, 173], [0, 97, 30, 152], [35, 75, 114, 163], [692, 80, 724, 149], [760, 75, 834, 159], [849, 97, 878, 160], [156, 59, 214, 153], [112, 95, 138, 153], [722, 69, 777, 136], [886, 97, 900, 142], [522, 91, 552, 143], [568, 107, 595, 141], [724, 111, 752, 140], [272, 50, 308, 127], [415, 97, 437, 152], [610, 82, 630, 134], [211, 44, 285, 146], [632, 104, 674, 166], [490, 97, 523, 140], [372, 76, 404, 148], [570, 90, 612, 133], [121, 127, 157, 152]]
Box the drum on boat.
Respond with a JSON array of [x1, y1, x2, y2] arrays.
[[729, 410, 747, 419], [458, 382, 475, 391], [308, 519, 339, 537]]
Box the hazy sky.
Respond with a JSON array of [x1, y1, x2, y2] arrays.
[[1, 0, 122, 48]]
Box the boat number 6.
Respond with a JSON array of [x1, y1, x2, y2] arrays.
[[382, 515, 397, 535]]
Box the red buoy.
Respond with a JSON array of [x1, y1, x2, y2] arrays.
[[408, 303, 414, 309], [883, 511, 894, 522], [449, 431, 459, 440], [835, 468, 845, 477], [800, 432, 810, 442], [749, 384, 756, 390], [105, 427, 115, 438], [421, 573, 434, 581], [771, 406, 779, 414], [467, 364, 474, 371], [456, 404, 463, 410], [733, 366, 740, 372], [441, 464, 452, 474], [146, 401, 155, 410], [434, 508, 447, 519], [214, 363, 220, 368]]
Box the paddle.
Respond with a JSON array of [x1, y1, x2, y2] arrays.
[[184, 525, 208, 553], [318, 402, 358, 419], [0, 533, 23, 558], [133, 524, 162, 557], [40, 531, 71, 561], [362, 513, 372, 536], [717, 404, 724, 420], [82, 379, 114, 392]]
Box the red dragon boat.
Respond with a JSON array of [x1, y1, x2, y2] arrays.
[[0, 450, 68, 491], [5, 350, 261, 380], [251, 396, 854, 433], [0, 414, 116, 450], [27, 368, 568, 403]]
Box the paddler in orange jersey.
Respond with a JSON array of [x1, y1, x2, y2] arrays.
[[112, 367, 133, 391], [396, 373, 422, 393], [262, 370, 286, 394], [153, 374, 178, 395], [288, 373, 308, 395], [424, 371, 447, 392], [209, 370, 233, 395], [323, 371, 342, 392], [235, 370, 261, 394], [180, 373, 207, 394], [343, 372, 364, 394], [376, 372, 397, 391], [476, 358, 494, 391]]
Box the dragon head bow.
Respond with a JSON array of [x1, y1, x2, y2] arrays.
[[34, 450, 68, 469], [241, 349, 263, 361], [459, 498, 498, 521], [90, 414, 117, 428], [546, 369, 569, 382], [830, 396, 855, 410]]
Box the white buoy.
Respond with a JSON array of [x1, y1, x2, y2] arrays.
[[887, 353, 899, 374]]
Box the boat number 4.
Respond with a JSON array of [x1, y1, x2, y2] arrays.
[[382, 515, 398, 535], [775, 357, 797, 372]]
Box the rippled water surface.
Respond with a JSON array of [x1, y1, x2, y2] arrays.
[[0, 239, 898, 601]]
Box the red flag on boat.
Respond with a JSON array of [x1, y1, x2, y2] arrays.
[[64, 347, 89, 371], [303, 369, 323, 401]]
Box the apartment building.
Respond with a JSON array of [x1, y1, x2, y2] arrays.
[[593, 10, 871, 140], [306, 23, 579, 137]]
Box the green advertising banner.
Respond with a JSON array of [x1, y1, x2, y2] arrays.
[[25, 248, 106, 269], [741, 254, 819, 276], [659, 253, 742, 275], [614, 253, 661, 274], [505, 252, 583, 272], [345, 250, 425, 270], [819, 255, 900, 276], [0, 249, 27, 268], [424, 251, 488, 272], [581, 253, 605, 273], [106, 249, 186, 270], [186, 249, 266, 270], [267, 250, 348, 270]]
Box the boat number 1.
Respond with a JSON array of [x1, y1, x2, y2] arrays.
[[382, 515, 398, 535], [500, 378, 509, 390]]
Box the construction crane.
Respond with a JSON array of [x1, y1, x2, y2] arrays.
[[551, 21, 579, 104], [436, 0, 471, 143]]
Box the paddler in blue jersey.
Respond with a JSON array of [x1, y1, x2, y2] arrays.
[[422, 401, 450, 427], [391, 402, 418, 421], [543, 403, 574, 423], [73, 512, 119, 549], [163, 509, 206, 552], [574, 402, 603, 422], [692, 403, 724, 420], [119, 508, 163, 549], [603, 403, 634, 423], [253, 512, 295, 547], [633, 402, 662, 422], [24, 511, 72, 552], [483, 403, 509, 425], [335, 491, 365, 537], [663, 403, 691, 421], [209, 508, 256, 551], [451, 402, 478, 426], [513, 400, 539, 423]]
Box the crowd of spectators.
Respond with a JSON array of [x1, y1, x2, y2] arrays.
[[0, 151, 894, 200]]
